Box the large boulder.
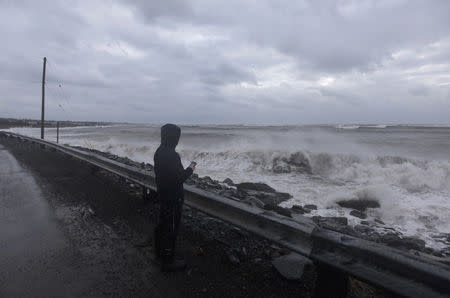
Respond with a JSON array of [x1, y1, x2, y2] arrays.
[[263, 204, 292, 217], [253, 191, 292, 205], [313, 216, 348, 226], [312, 216, 357, 236], [380, 233, 426, 252], [336, 199, 380, 211], [290, 204, 317, 214], [237, 182, 292, 205], [236, 182, 276, 193], [272, 253, 313, 280], [304, 204, 317, 210], [354, 225, 380, 242], [291, 205, 309, 214]]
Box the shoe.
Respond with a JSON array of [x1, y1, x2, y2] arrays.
[[161, 258, 187, 272]]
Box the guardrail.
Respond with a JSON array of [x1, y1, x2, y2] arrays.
[[1, 131, 449, 298]]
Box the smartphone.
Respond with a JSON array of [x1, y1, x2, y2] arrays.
[[190, 161, 197, 167]]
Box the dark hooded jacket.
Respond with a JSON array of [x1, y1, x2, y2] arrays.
[[154, 124, 193, 202]]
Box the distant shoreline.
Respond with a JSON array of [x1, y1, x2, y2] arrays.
[[0, 117, 114, 129]]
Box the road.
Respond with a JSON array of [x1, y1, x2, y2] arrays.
[[0, 144, 105, 297]]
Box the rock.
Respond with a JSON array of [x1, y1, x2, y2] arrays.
[[312, 216, 356, 235], [374, 218, 385, 225], [350, 210, 367, 219], [313, 216, 348, 226], [353, 225, 380, 241], [400, 237, 427, 251], [237, 182, 276, 193], [337, 199, 380, 211], [380, 232, 401, 244], [263, 204, 292, 218], [272, 253, 313, 280], [291, 205, 307, 214], [360, 221, 370, 225], [203, 176, 213, 183], [380, 233, 426, 252], [222, 178, 234, 185], [304, 204, 317, 210], [253, 191, 292, 205]]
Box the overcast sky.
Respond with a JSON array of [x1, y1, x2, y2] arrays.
[[1, 0, 449, 124]]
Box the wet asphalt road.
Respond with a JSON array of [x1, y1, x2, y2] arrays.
[[0, 144, 100, 297]]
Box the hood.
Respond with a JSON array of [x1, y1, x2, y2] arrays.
[[160, 123, 181, 148]]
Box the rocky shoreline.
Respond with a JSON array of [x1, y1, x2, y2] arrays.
[[77, 146, 449, 261]]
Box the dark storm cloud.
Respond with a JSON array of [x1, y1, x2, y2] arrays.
[[127, 0, 450, 72], [0, 0, 449, 124]]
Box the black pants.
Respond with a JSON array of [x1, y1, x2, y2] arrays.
[[155, 197, 183, 262]]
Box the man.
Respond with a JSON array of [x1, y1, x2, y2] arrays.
[[153, 124, 195, 271]]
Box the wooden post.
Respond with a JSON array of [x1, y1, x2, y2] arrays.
[[41, 57, 47, 139], [56, 121, 59, 143]]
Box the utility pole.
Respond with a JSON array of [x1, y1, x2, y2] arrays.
[[41, 57, 47, 139]]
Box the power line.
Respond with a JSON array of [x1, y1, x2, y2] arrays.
[[41, 58, 95, 149], [46, 61, 77, 112]]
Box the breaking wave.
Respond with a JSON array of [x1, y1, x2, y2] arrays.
[[176, 149, 450, 193], [89, 138, 450, 195]]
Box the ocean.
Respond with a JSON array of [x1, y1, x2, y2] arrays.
[[6, 124, 450, 250]]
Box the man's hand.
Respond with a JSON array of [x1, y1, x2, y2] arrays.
[[189, 162, 196, 171]]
